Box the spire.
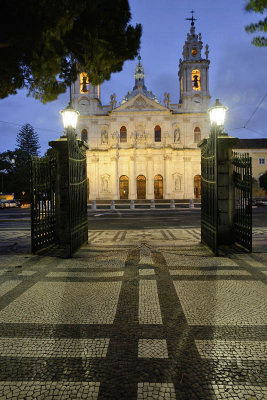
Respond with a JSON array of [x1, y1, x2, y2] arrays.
[[134, 55, 146, 90], [121, 55, 159, 104], [182, 11, 204, 61]]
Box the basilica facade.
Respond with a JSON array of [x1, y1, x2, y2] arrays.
[[72, 21, 211, 200]]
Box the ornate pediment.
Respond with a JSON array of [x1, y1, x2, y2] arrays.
[[114, 95, 168, 112], [125, 96, 157, 110]]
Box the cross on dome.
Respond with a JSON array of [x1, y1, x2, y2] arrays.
[[186, 10, 197, 26]]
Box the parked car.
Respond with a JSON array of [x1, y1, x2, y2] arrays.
[[0, 200, 8, 209], [255, 199, 267, 206], [0, 199, 21, 208]]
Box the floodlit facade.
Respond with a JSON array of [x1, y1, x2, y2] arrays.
[[72, 21, 211, 200]]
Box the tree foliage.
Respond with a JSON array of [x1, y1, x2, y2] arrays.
[[16, 124, 40, 156], [259, 171, 267, 190], [245, 0, 267, 47], [0, 0, 142, 102], [0, 124, 41, 199]]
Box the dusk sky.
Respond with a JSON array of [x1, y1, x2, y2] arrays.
[[0, 0, 266, 155]]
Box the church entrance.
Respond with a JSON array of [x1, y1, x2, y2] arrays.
[[154, 175, 163, 199], [194, 175, 201, 198], [119, 175, 129, 199], [137, 175, 146, 199]]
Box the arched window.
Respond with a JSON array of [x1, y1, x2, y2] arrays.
[[80, 73, 89, 93], [154, 125, 161, 142], [119, 175, 129, 199], [137, 175, 146, 199], [154, 175, 163, 199], [194, 127, 201, 143], [191, 69, 201, 91], [194, 175, 201, 198], [120, 126, 127, 143], [81, 129, 88, 142]]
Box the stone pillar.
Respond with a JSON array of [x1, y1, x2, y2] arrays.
[[164, 155, 171, 198], [183, 155, 192, 199], [217, 135, 239, 244], [111, 152, 119, 200], [129, 154, 136, 199], [48, 135, 88, 248], [90, 155, 99, 200], [147, 156, 153, 199]]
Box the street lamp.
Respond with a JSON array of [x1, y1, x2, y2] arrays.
[[60, 102, 80, 131], [208, 98, 228, 128]]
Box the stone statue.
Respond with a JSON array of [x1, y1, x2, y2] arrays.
[[205, 44, 209, 60], [110, 93, 117, 109], [101, 129, 108, 144], [175, 176, 181, 191], [164, 92, 170, 108], [111, 131, 119, 146], [174, 128, 180, 143], [101, 175, 109, 192]]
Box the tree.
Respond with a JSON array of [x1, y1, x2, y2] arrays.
[[0, 0, 142, 103], [16, 124, 40, 156], [259, 171, 267, 190], [245, 0, 267, 47]]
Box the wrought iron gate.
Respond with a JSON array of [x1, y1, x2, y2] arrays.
[[67, 130, 88, 257], [31, 154, 56, 254], [200, 132, 218, 255], [31, 131, 88, 257], [232, 152, 252, 252]]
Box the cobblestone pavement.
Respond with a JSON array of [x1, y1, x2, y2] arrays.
[[0, 229, 266, 399]]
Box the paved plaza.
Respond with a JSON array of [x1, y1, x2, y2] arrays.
[[0, 228, 266, 399]]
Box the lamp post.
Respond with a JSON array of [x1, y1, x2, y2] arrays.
[[208, 99, 228, 254], [60, 102, 80, 133], [208, 98, 228, 132]]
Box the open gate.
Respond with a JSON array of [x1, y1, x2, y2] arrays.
[[31, 131, 88, 257], [232, 152, 252, 252], [200, 132, 218, 255], [67, 130, 88, 257], [31, 154, 56, 254]]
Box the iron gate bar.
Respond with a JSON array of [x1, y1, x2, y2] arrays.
[[232, 151, 252, 252], [200, 125, 218, 255], [67, 129, 88, 257], [31, 154, 56, 254]]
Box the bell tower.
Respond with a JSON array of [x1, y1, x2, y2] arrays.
[[178, 11, 210, 112], [71, 71, 102, 115], [72, 72, 100, 101]]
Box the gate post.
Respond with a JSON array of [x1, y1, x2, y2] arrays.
[[217, 134, 239, 244], [48, 136, 70, 250], [49, 135, 88, 255]]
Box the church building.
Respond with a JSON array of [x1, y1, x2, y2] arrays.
[[72, 18, 211, 200]]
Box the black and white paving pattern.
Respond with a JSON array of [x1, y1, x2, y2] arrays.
[[0, 228, 266, 399]]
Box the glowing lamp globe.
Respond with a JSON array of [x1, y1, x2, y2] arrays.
[[60, 103, 80, 129], [208, 99, 228, 126]]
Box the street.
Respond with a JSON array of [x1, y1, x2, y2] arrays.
[[0, 205, 267, 231]]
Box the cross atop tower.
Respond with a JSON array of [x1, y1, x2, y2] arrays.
[[186, 10, 197, 26]]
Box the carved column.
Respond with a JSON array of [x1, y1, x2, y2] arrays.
[[129, 154, 136, 199], [90, 155, 99, 200], [183, 154, 192, 199], [164, 155, 171, 198], [147, 156, 153, 199], [111, 152, 119, 199]]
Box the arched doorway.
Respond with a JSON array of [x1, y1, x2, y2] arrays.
[[119, 175, 129, 199], [137, 175, 146, 199], [154, 175, 163, 199], [194, 175, 201, 198]]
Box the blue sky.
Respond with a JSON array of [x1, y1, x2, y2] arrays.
[[0, 0, 266, 154]]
